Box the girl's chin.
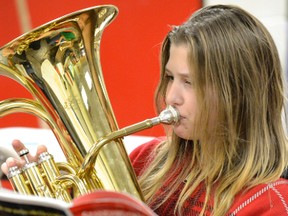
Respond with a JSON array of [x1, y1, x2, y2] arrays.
[[173, 126, 191, 140]]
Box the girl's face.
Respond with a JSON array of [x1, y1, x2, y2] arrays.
[[165, 43, 198, 140]]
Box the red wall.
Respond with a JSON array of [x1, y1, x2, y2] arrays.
[[0, 0, 201, 136]]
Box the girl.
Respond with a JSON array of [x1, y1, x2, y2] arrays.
[[130, 4, 288, 215]]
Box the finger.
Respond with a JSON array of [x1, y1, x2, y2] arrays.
[[11, 139, 26, 152], [1, 162, 8, 176], [1, 157, 25, 175], [12, 140, 36, 162], [6, 157, 25, 168], [11, 140, 49, 163], [35, 145, 48, 158], [1, 145, 48, 176]]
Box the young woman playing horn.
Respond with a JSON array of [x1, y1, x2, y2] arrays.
[[2, 4, 288, 215]]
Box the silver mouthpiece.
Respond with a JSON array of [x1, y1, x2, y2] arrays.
[[151, 105, 179, 125]]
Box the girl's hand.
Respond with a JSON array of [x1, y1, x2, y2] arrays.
[[1, 139, 47, 176]]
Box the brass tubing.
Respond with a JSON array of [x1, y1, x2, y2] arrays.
[[7, 166, 32, 195]]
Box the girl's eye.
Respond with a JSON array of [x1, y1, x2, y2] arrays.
[[184, 79, 194, 87], [185, 80, 191, 85], [165, 74, 174, 81]]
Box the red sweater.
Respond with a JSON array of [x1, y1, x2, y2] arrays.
[[129, 138, 288, 215]]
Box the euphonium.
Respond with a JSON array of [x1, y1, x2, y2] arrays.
[[0, 5, 179, 202]]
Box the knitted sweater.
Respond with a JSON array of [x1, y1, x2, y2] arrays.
[[129, 138, 288, 215]]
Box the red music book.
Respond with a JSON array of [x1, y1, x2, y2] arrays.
[[0, 188, 156, 216]]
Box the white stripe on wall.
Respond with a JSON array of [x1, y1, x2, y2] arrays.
[[15, 0, 32, 34]]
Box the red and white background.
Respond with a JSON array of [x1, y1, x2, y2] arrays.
[[0, 0, 286, 161], [0, 0, 202, 137], [0, 0, 203, 175]]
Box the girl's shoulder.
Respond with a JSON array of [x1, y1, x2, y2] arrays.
[[229, 178, 288, 215], [129, 137, 166, 176], [129, 137, 166, 161]]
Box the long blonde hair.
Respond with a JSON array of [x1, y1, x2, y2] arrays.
[[138, 4, 288, 215]]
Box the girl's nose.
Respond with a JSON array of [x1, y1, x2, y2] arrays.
[[166, 83, 183, 106]]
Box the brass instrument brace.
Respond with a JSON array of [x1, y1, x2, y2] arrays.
[[79, 105, 179, 178]]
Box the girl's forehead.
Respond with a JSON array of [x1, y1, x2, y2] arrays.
[[167, 44, 189, 65], [167, 43, 196, 77]]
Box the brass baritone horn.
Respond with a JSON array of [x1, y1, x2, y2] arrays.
[[0, 5, 179, 202]]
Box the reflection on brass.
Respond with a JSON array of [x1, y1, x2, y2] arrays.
[[0, 5, 179, 202]]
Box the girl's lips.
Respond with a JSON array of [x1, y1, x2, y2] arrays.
[[175, 115, 184, 125]]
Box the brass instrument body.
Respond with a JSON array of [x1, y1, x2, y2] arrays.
[[0, 5, 144, 201], [0, 5, 179, 203]]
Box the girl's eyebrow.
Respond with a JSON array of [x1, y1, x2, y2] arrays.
[[165, 67, 190, 78], [164, 67, 172, 74]]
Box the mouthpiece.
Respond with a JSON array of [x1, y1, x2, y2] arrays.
[[151, 105, 179, 125]]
